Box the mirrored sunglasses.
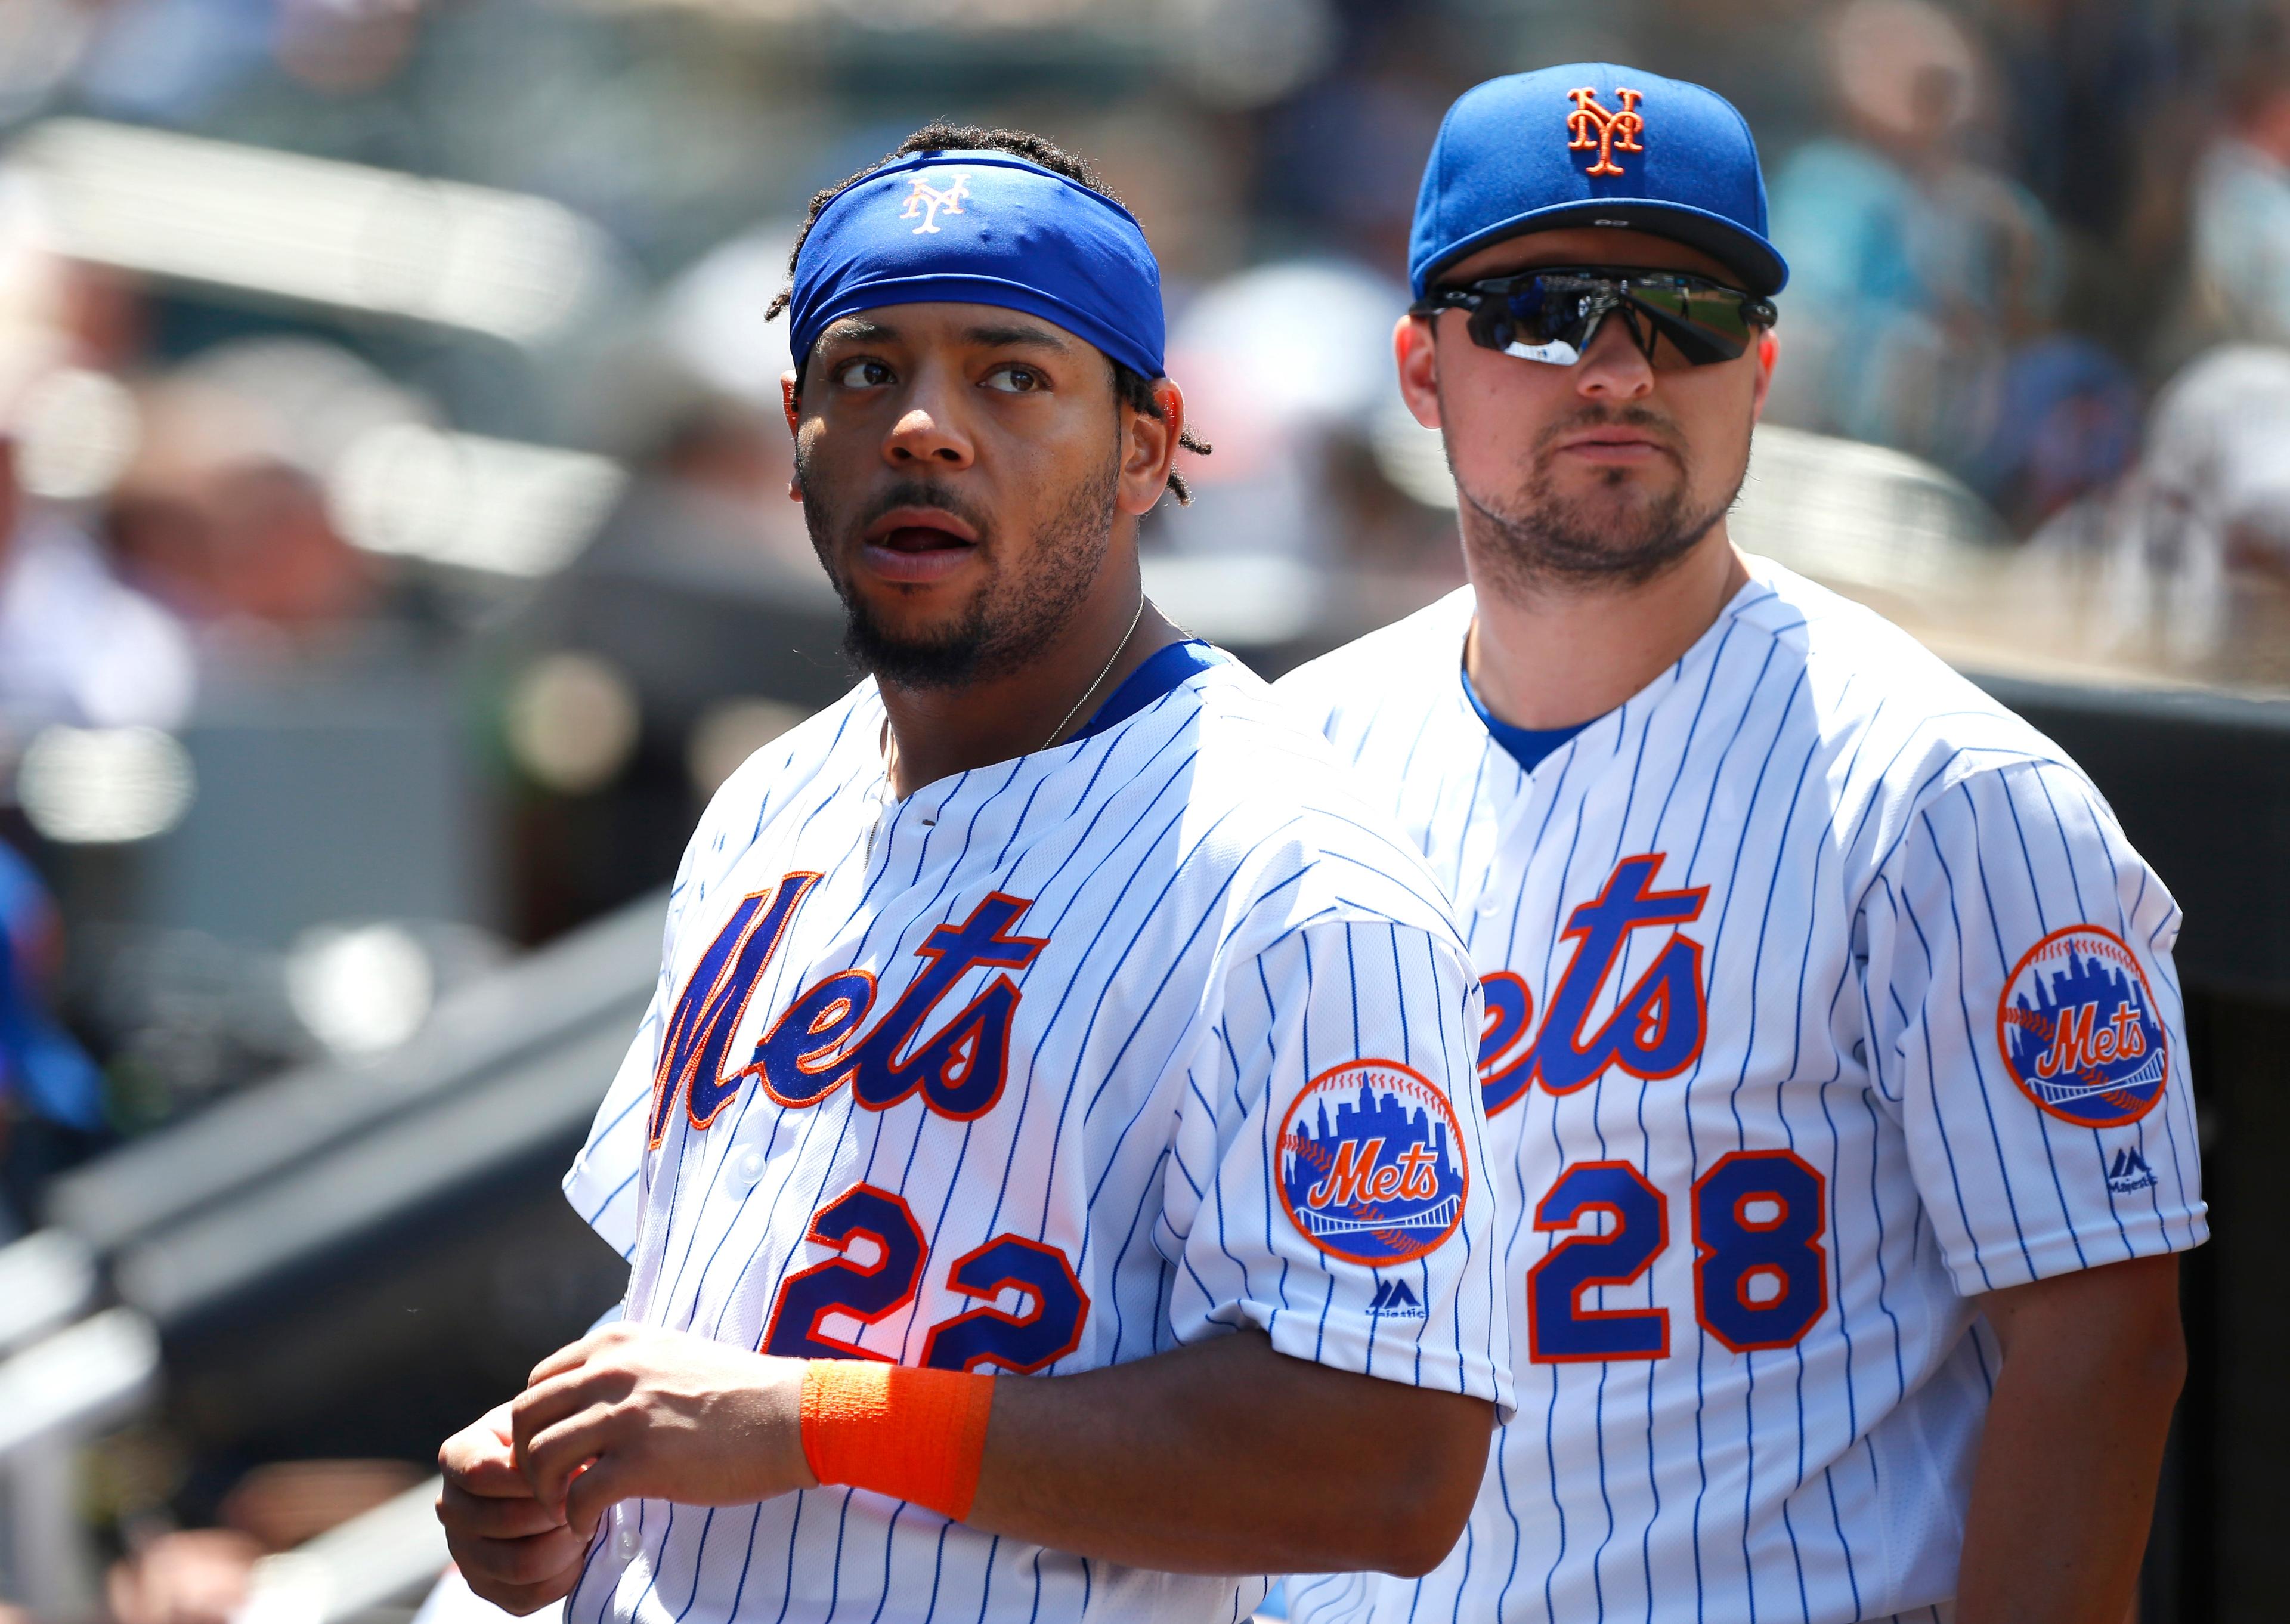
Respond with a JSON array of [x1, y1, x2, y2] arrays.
[[1409, 267, 1777, 370]]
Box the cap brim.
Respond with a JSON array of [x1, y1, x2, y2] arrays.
[[1421, 197, 1788, 298]]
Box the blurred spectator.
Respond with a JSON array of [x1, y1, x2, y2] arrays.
[[575, 224, 813, 578], [1159, 256, 1457, 581], [2191, 9, 2290, 345], [106, 1530, 264, 1624], [217, 1456, 425, 1548], [1163, 259, 1403, 563], [0, 414, 198, 737], [107, 339, 410, 646], [498, 226, 821, 940], [103, 1458, 423, 1624], [1966, 330, 2146, 533], [1256, 16, 1453, 276], [1766, 0, 2136, 520], [0, 165, 196, 737], [1985, 0, 2177, 250], [0, 837, 104, 1237], [2028, 344, 2290, 676]]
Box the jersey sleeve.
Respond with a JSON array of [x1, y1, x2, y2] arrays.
[[1858, 759, 2207, 1297], [561, 898, 680, 1261], [1158, 915, 1514, 1419]]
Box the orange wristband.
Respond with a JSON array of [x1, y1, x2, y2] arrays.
[[799, 1360, 995, 1521]]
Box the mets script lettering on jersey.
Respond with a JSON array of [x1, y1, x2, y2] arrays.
[[899, 171, 970, 233], [1478, 852, 1709, 1116], [649, 881, 1044, 1144], [561, 658, 1509, 1624], [754, 889, 1044, 1119], [1274, 569, 2205, 1624], [1566, 85, 1645, 176]]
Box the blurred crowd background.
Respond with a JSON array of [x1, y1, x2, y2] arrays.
[[1, 0, 2288, 1616]]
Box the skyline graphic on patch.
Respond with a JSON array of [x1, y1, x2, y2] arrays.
[[1277, 1060, 1468, 1267], [1996, 924, 2168, 1128]]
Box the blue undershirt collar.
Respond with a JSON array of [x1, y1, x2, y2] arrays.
[[1072, 638, 1226, 743], [1461, 662, 1595, 772]]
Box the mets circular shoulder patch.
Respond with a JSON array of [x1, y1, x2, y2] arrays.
[[1277, 1060, 1469, 1267], [1995, 925, 2168, 1128]]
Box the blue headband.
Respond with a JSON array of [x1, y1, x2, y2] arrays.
[[787, 151, 1166, 383]]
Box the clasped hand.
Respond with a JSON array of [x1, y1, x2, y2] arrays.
[[434, 1323, 818, 1613]]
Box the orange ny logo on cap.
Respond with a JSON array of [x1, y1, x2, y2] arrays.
[[1566, 87, 1645, 177]]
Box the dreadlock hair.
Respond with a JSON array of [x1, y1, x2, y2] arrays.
[[766, 122, 1212, 505]]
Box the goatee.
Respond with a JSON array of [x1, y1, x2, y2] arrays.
[[799, 454, 1119, 692], [1459, 406, 1744, 593]]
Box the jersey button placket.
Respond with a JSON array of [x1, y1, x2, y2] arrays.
[[860, 780, 894, 864], [1474, 784, 1529, 921], [723, 1142, 768, 1195]]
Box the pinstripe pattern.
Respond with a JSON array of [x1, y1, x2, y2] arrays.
[[558, 655, 1511, 1624], [1274, 561, 2205, 1624]]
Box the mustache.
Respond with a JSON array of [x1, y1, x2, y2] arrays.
[[851, 479, 997, 543], [1533, 404, 1688, 459]]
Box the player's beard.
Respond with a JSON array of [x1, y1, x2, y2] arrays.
[[1456, 403, 1745, 595], [800, 450, 1120, 691]]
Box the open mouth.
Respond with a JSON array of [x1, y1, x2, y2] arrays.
[[875, 524, 974, 553], [858, 506, 983, 583]]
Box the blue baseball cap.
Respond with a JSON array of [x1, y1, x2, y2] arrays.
[[1409, 65, 1788, 299]]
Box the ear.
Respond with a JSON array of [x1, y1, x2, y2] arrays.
[[1749, 327, 1778, 424], [781, 370, 805, 502], [1116, 377, 1183, 518], [1394, 313, 1443, 431]]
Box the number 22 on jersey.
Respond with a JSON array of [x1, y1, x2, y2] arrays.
[[764, 1184, 1090, 1372], [1527, 1151, 1829, 1362]]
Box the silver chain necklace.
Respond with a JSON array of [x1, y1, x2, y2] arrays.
[[879, 594, 1149, 807], [1039, 593, 1146, 753]]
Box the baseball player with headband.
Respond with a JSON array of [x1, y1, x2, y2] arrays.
[[431, 125, 1511, 1622], [1277, 67, 2204, 1624]]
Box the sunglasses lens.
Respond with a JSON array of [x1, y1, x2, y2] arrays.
[[1466, 281, 1602, 364], [1449, 273, 1760, 369], [1623, 283, 1755, 367]]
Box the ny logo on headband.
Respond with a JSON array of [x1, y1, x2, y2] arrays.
[[1566, 87, 1645, 177], [900, 172, 972, 234]]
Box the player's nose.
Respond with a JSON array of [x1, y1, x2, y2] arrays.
[[882, 366, 976, 469], [1573, 315, 1657, 402]]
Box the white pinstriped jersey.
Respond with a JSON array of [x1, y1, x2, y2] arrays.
[[1273, 562, 2206, 1624], [559, 652, 1511, 1624]]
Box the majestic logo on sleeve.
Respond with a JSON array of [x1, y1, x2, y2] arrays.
[[1997, 925, 2167, 1128], [1366, 1278, 1426, 1319], [649, 881, 1046, 1144], [1277, 1060, 1468, 1267], [1479, 853, 1709, 1116], [899, 171, 971, 234], [2106, 1147, 2158, 1194], [1566, 86, 1645, 177]]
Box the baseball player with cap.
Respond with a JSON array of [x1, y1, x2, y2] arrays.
[[1277, 67, 2204, 1624], [431, 124, 1510, 1623]]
